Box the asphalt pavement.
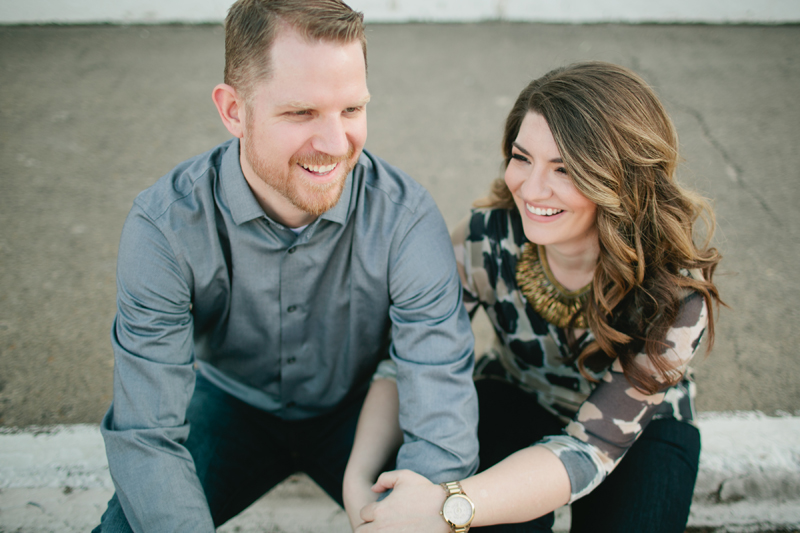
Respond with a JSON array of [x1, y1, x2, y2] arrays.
[[0, 21, 798, 532]]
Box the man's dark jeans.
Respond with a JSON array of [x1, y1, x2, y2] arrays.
[[93, 372, 364, 532], [474, 378, 701, 533]]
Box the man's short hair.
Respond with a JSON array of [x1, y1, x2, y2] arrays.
[[224, 0, 367, 100]]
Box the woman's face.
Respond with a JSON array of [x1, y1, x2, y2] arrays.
[[505, 112, 598, 253]]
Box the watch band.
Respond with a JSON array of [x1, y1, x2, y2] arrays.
[[441, 480, 465, 497], [440, 481, 473, 533]]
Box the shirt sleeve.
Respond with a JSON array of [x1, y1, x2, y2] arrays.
[[536, 293, 708, 503], [100, 204, 215, 532], [387, 192, 480, 483]]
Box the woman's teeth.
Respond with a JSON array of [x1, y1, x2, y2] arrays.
[[526, 204, 563, 216], [301, 162, 337, 174]]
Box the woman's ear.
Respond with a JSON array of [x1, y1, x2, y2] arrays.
[[212, 83, 245, 138]]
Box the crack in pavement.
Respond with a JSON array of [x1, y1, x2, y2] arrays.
[[679, 104, 783, 228], [626, 57, 782, 230]]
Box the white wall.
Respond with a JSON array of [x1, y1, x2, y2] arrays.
[[349, 0, 800, 24], [1, 0, 798, 24]]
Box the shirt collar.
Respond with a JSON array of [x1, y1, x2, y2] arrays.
[[319, 151, 373, 226], [318, 171, 353, 226], [221, 138, 358, 228], [221, 139, 266, 226]]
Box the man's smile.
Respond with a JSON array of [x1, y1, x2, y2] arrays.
[[300, 161, 338, 175]]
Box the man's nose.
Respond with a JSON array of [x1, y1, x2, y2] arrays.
[[312, 116, 349, 156]]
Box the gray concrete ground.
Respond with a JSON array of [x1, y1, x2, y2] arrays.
[[0, 22, 799, 532]]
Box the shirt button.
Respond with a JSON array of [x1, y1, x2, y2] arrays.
[[287, 356, 296, 364], [287, 305, 297, 313], [288, 247, 296, 254]]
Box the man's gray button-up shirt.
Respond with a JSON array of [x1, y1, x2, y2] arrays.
[[101, 139, 478, 532]]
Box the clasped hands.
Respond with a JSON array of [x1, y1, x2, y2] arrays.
[[351, 469, 451, 533]]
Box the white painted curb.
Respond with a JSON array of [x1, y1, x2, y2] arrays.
[[694, 412, 800, 502], [1, 413, 799, 530], [690, 412, 800, 531], [0, 425, 112, 490]]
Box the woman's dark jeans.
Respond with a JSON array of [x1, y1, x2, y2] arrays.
[[474, 378, 701, 533]]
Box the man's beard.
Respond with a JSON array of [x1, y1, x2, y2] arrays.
[[245, 136, 357, 218]]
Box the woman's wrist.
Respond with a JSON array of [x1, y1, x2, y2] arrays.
[[344, 466, 377, 491]]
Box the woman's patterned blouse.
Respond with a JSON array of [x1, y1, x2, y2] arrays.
[[452, 208, 708, 503]]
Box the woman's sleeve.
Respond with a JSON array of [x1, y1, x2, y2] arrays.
[[451, 213, 482, 318], [535, 292, 708, 503]]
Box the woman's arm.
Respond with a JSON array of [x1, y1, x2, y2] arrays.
[[356, 295, 709, 531], [461, 445, 571, 525], [358, 445, 571, 531], [343, 376, 404, 530]]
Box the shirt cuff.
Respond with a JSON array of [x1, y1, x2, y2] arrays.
[[372, 358, 397, 382], [534, 436, 607, 503]]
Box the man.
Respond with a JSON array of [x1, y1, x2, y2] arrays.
[[94, 0, 478, 531]]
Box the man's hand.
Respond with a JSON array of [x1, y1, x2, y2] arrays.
[[356, 470, 449, 533]]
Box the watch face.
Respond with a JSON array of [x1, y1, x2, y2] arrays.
[[443, 494, 474, 527]]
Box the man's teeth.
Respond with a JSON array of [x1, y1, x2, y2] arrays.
[[526, 204, 563, 216], [301, 162, 337, 173]]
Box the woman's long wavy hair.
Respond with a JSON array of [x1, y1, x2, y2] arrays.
[[479, 62, 723, 394]]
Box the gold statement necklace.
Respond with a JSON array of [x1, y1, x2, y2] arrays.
[[515, 242, 591, 329]]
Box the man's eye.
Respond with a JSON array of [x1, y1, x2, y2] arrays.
[[344, 107, 360, 114], [292, 110, 310, 116]]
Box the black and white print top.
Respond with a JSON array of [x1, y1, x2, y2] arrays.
[[452, 207, 707, 503]]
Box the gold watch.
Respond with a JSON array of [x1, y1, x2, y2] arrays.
[[440, 481, 475, 533]]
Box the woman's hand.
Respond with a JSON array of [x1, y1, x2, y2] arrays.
[[343, 470, 381, 530], [356, 469, 449, 533], [341, 377, 404, 530]]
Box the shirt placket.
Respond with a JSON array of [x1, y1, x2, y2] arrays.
[[278, 236, 309, 416]]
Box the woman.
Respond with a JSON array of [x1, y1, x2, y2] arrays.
[[343, 61, 723, 532]]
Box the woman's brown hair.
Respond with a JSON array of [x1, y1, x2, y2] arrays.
[[479, 62, 723, 394]]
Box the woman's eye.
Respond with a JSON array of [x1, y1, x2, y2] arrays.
[[511, 153, 529, 163], [556, 167, 568, 175]]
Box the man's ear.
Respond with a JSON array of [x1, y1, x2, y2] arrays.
[[212, 83, 245, 138]]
